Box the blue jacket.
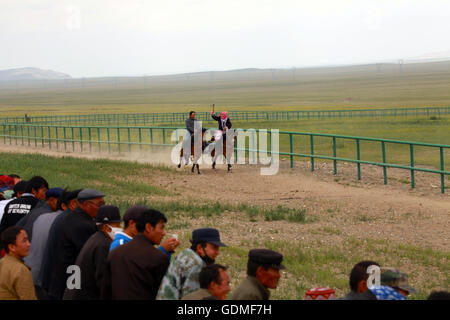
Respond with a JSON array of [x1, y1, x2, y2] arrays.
[[110, 231, 172, 260]]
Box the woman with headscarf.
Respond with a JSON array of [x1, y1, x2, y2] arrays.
[[210, 110, 232, 141]]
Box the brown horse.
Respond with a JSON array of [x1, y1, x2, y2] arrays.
[[178, 128, 208, 174], [210, 131, 237, 172]]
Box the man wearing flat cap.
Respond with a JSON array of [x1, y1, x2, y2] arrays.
[[157, 228, 227, 300], [47, 188, 105, 300], [64, 205, 121, 300], [380, 267, 416, 298], [232, 248, 285, 300]]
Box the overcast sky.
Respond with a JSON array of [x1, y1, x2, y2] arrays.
[[1, 0, 450, 78]]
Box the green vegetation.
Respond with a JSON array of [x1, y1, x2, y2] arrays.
[[1, 61, 450, 116]]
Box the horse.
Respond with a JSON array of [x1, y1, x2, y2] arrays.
[[178, 128, 208, 174], [210, 130, 237, 172]]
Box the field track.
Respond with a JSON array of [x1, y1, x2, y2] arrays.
[[1, 143, 448, 253]]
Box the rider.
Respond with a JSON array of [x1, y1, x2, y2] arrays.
[[210, 110, 232, 141], [210, 109, 233, 169], [183, 111, 197, 163]]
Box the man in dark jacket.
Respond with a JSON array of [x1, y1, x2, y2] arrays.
[[47, 188, 105, 300], [339, 260, 379, 300], [232, 249, 285, 300], [0, 176, 48, 235], [16, 187, 64, 240], [101, 209, 174, 300], [63, 205, 121, 300], [39, 189, 81, 298]]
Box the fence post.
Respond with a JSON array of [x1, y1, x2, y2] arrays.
[[381, 141, 387, 184], [440, 147, 445, 194], [41, 126, 44, 148], [333, 136, 337, 175], [27, 126, 30, 146], [117, 128, 121, 153], [107, 127, 111, 153], [80, 127, 83, 152], [310, 135, 315, 172], [128, 127, 131, 152], [55, 127, 59, 150], [21, 125, 24, 145], [97, 128, 101, 153], [163, 128, 166, 145], [64, 127, 67, 151], [72, 127, 75, 152], [410, 144, 415, 189], [88, 127, 92, 152], [289, 133, 293, 168], [356, 139, 361, 180]]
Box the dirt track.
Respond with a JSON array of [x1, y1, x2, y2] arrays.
[[1, 144, 449, 251]]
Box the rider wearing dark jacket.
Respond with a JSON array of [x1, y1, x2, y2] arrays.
[[210, 111, 232, 132]]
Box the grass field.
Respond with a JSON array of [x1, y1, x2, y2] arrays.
[[1, 152, 448, 300], [1, 61, 450, 116]]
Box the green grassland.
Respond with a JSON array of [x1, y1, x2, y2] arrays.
[[1, 152, 448, 300], [3, 115, 448, 173], [1, 61, 450, 116]]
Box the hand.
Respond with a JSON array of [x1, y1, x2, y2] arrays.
[[161, 237, 181, 252], [210, 111, 214, 115]]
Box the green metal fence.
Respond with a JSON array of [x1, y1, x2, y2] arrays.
[[1, 123, 449, 193], [1, 106, 450, 125]]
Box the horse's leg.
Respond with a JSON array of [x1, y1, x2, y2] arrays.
[[178, 148, 183, 168], [196, 163, 200, 174]]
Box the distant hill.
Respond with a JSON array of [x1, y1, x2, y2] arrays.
[[0, 67, 71, 81]]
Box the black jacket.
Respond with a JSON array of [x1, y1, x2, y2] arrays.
[[16, 200, 53, 241], [211, 114, 232, 131], [47, 206, 96, 300], [101, 234, 170, 300], [63, 231, 111, 300], [0, 195, 39, 235]]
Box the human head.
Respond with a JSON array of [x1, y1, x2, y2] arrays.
[[219, 111, 228, 120], [349, 260, 380, 293], [66, 189, 82, 211], [190, 228, 227, 265], [12, 180, 27, 198], [189, 111, 196, 119], [0, 175, 15, 194], [95, 205, 122, 241], [25, 176, 49, 200], [247, 249, 285, 289], [380, 267, 416, 297], [427, 291, 450, 300], [45, 187, 64, 211], [1, 226, 31, 259], [77, 188, 106, 218], [123, 205, 148, 238], [8, 174, 21, 184], [199, 264, 231, 300], [136, 209, 167, 245]]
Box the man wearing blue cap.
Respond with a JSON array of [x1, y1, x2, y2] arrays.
[[157, 228, 227, 300], [64, 205, 122, 300], [16, 187, 64, 241]]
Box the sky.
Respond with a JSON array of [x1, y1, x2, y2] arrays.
[[1, 0, 450, 78]]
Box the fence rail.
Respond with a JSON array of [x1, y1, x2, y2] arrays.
[[1, 106, 450, 125], [0, 123, 449, 193]]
